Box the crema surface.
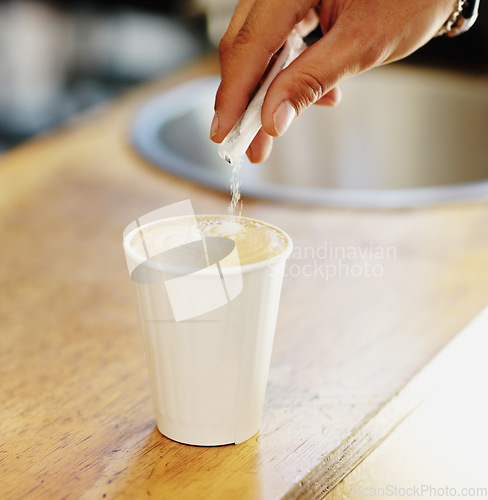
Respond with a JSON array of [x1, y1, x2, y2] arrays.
[[128, 215, 289, 266]]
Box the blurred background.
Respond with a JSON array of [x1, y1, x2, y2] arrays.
[[0, 0, 487, 153]]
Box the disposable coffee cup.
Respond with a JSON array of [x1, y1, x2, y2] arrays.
[[123, 213, 292, 446]]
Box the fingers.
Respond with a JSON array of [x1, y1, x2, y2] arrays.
[[246, 128, 273, 163], [243, 85, 339, 163], [259, 23, 359, 137], [295, 8, 319, 38], [315, 86, 342, 106], [218, 0, 256, 69], [211, 0, 314, 144], [212, 0, 257, 143]]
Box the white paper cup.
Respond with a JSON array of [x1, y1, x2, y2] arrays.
[[123, 215, 292, 446]]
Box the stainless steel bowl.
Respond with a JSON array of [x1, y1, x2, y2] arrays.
[[131, 65, 488, 208]]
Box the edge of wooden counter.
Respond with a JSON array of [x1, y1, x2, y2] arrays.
[[284, 306, 486, 499]]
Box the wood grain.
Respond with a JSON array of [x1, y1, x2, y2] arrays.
[[1, 56, 488, 499]]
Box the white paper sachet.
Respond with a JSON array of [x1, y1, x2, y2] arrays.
[[218, 30, 306, 166]]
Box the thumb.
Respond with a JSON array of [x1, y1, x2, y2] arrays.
[[260, 21, 386, 137]]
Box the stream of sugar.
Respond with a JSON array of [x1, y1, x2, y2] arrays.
[[228, 157, 243, 218]]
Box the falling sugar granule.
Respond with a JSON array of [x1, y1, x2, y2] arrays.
[[228, 157, 243, 218]]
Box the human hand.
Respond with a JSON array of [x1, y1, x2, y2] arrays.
[[210, 0, 454, 163]]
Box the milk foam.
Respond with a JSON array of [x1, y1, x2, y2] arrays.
[[128, 215, 288, 266]]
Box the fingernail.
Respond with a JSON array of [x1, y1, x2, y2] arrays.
[[210, 112, 219, 138], [273, 100, 296, 136]]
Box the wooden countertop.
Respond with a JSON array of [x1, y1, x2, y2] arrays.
[[328, 304, 488, 499], [1, 56, 488, 499]]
